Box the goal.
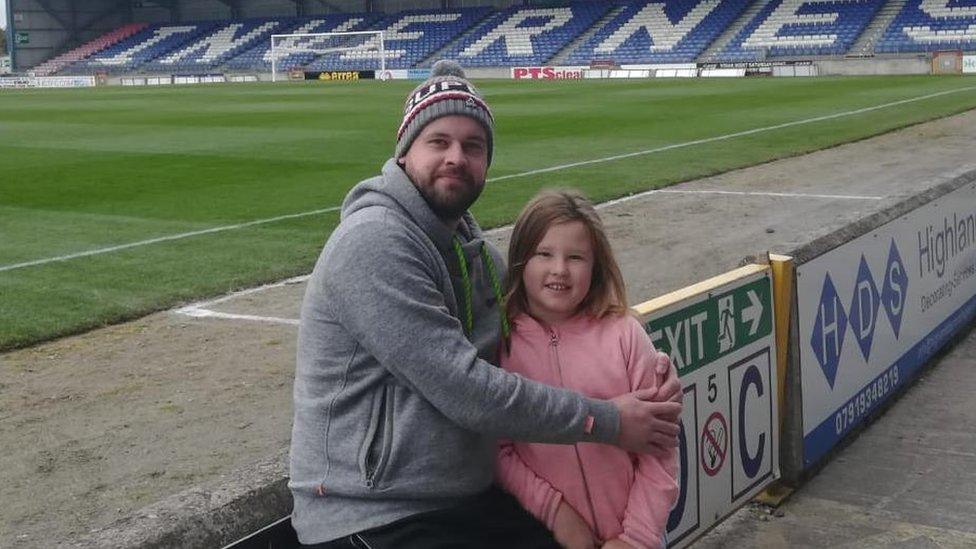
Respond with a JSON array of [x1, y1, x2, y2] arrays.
[[270, 30, 386, 82]]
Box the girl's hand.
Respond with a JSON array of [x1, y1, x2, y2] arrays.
[[552, 501, 597, 549], [653, 353, 683, 404], [602, 538, 636, 549]]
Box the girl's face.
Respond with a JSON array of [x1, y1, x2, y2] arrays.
[[522, 220, 594, 325]]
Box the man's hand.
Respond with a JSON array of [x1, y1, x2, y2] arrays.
[[601, 538, 636, 549], [552, 501, 596, 549], [611, 390, 681, 454]]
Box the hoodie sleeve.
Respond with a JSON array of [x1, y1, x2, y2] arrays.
[[495, 439, 564, 529], [318, 214, 619, 444], [618, 317, 679, 549]]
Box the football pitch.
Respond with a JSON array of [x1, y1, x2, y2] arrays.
[[2, 75, 976, 351]]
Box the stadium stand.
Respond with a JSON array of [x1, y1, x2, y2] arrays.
[[31, 23, 148, 76], [875, 0, 976, 53], [35, 0, 974, 74], [715, 0, 886, 61], [65, 22, 222, 74], [441, 2, 612, 67], [224, 14, 383, 72], [846, 0, 908, 56], [304, 7, 493, 71], [565, 0, 751, 64], [140, 18, 295, 72]]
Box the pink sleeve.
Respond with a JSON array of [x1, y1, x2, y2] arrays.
[[618, 318, 679, 548], [495, 439, 564, 530]]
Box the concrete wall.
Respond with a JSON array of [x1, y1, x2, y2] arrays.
[[816, 56, 931, 76], [10, 0, 127, 70]]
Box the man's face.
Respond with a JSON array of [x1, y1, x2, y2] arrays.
[[399, 115, 488, 222]]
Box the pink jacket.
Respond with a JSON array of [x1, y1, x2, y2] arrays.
[[496, 313, 678, 549]]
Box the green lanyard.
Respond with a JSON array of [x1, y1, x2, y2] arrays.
[[452, 236, 510, 340]]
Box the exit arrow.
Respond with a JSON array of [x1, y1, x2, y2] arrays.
[[742, 290, 763, 336]]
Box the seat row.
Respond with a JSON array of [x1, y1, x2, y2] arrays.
[[38, 0, 976, 74]]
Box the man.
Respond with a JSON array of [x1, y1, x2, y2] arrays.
[[289, 61, 682, 548]]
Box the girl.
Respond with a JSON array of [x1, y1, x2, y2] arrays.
[[496, 189, 679, 549]]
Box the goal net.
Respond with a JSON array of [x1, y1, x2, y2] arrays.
[[270, 30, 386, 81]]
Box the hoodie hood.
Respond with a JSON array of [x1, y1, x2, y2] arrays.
[[341, 158, 487, 255]]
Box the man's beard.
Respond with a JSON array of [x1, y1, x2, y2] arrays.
[[417, 170, 484, 222]]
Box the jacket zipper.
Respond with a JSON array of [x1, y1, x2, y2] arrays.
[[363, 385, 395, 489], [549, 328, 601, 538]]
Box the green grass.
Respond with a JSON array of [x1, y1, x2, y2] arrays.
[[2, 75, 976, 350]]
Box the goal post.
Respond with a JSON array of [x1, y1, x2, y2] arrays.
[[270, 30, 386, 82]]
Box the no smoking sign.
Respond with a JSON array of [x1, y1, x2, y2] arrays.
[[701, 412, 728, 476]]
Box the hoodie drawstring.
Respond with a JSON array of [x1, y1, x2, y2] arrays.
[[453, 236, 509, 340]]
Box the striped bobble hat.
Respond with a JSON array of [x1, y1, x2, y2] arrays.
[[395, 60, 494, 165]]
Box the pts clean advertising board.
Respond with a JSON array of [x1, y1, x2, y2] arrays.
[[637, 266, 779, 548], [797, 181, 976, 468]]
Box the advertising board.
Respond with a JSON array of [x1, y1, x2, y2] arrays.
[[173, 74, 225, 84], [376, 69, 429, 81], [636, 265, 779, 548], [796, 182, 976, 468], [964, 55, 976, 74], [511, 66, 586, 79], [304, 70, 374, 81], [0, 76, 95, 88]]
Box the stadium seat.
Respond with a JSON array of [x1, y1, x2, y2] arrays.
[[566, 0, 751, 65], [304, 7, 493, 71], [716, 0, 885, 61], [875, 0, 976, 54], [224, 14, 384, 72], [72, 23, 222, 74], [441, 2, 613, 67]]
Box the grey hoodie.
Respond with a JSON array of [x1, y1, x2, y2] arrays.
[[289, 159, 620, 544]]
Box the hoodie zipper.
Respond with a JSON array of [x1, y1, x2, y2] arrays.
[[363, 385, 395, 489], [549, 328, 600, 538]]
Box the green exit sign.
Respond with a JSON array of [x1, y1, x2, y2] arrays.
[[15, 32, 29, 45], [645, 276, 773, 376]]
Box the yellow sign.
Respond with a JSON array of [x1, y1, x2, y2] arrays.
[[319, 71, 359, 81]]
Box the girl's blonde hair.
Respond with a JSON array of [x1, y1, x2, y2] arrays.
[[505, 189, 629, 326]]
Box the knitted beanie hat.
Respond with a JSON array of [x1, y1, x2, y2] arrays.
[[395, 60, 494, 165]]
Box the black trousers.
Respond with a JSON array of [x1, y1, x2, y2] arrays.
[[303, 486, 560, 549]]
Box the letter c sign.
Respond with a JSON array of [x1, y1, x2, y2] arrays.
[[738, 364, 764, 479]]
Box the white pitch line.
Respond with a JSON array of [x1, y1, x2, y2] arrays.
[[654, 189, 884, 200], [488, 85, 976, 183], [596, 187, 882, 209], [178, 274, 310, 310], [175, 187, 878, 324], [5, 85, 973, 274], [0, 206, 340, 273], [177, 307, 300, 326]]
